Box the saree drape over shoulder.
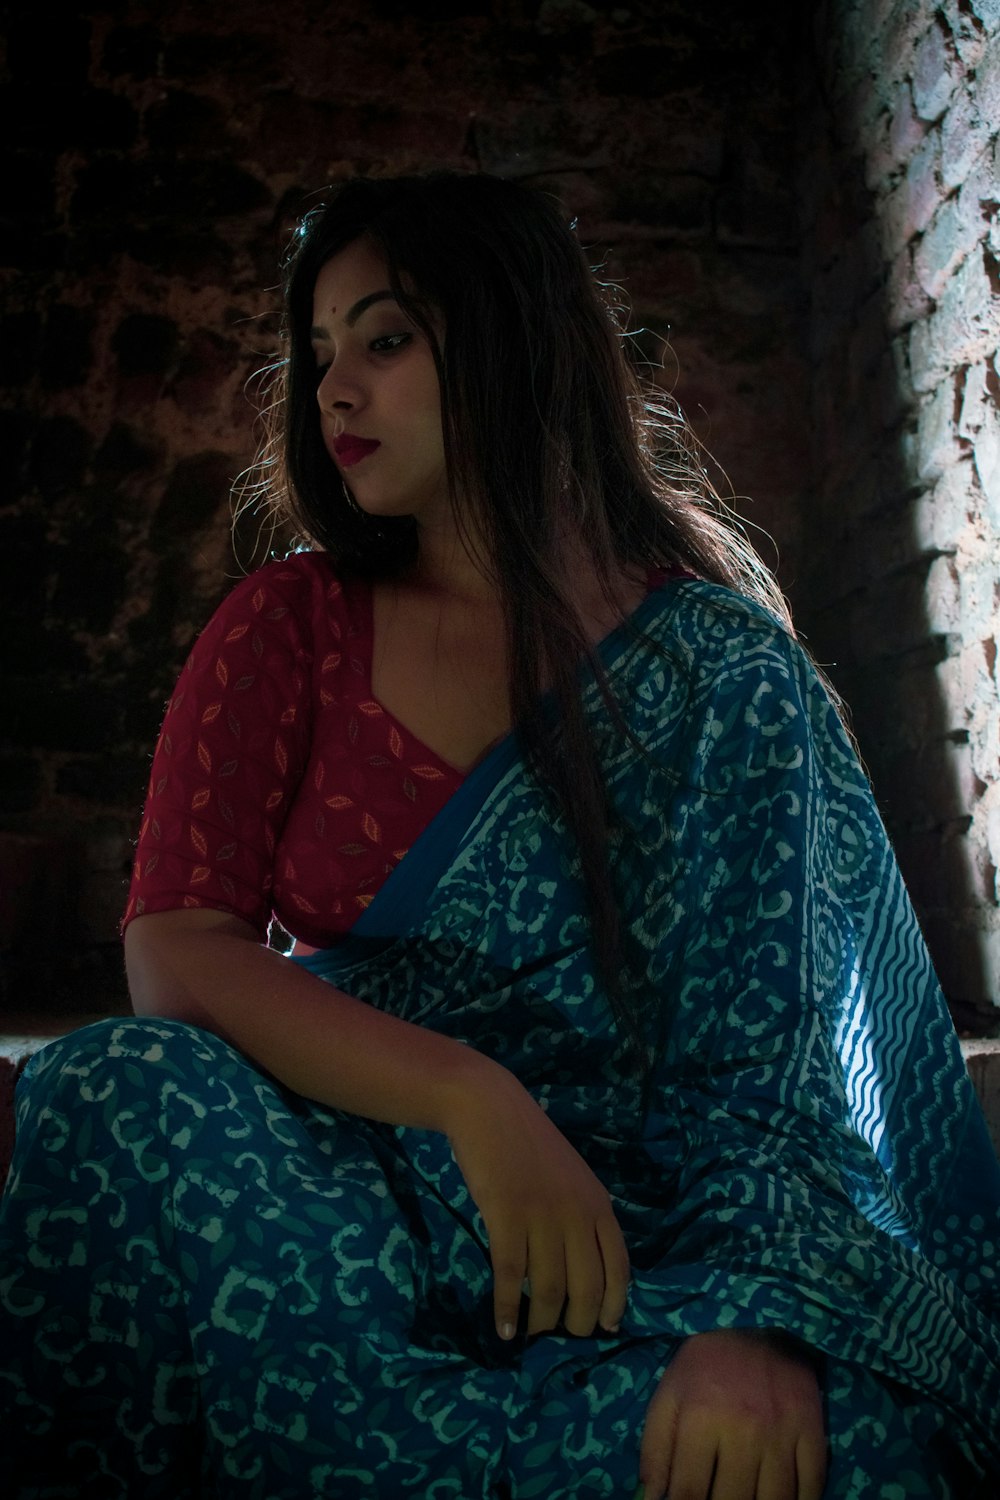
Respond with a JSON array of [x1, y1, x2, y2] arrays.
[[2, 579, 999, 1499]]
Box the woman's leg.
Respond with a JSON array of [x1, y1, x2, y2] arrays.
[[0, 1016, 510, 1498]]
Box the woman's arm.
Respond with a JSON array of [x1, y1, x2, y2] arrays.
[[126, 906, 494, 1132], [125, 907, 631, 1339]]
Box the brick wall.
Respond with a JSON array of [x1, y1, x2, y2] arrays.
[[798, 0, 1000, 1034], [0, 1, 809, 1012]]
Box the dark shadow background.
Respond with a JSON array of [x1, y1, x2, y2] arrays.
[[1, 0, 997, 1037]]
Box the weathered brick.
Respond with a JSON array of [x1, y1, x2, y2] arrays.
[[887, 79, 929, 172], [846, 71, 887, 156], [935, 641, 993, 734], [39, 304, 93, 391], [868, 0, 902, 44], [913, 459, 979, 552], [50, 531, 128, 633], [863, 107, 895, 193], [810, 249, 866, 341], [93, 423, 162, 480], [111, 314, 179, 378], [0, 310, 41, 387], [958, 358, 993, 440], [74, 157, 270, 226], [911, 18, 959, 123], [879, 128, 941, 260], [970, 698, 1000, 799], [875, 334, 917, 428], [151, 451, 234, 544], [169, 330, 240, 418], [67, 87, 139, 152], [925, 550, 963, 634], [101, 22, 160, 79], [886, 242, 934, 331], [850, 564, 956, 660], [877, 0, 926, 94], [939, 83, 991, 192], [968, 0, 1000, 31], [840, 654, 948, 756], [958, 551, 1000, 640], [163, 29, 280, 87], [0, 511, 50, 616], [594, 43, 701, 100], [919, 910, 1000, 1024], [987, 795, 1000, 872], [891, 421, 922, 493], [893, 823, 979, 908], [971, 391, 1000, 528], [841, 496, 933, 590], [146, 89, 231, 155], [946, 2, 991, 69], [914, 187, 984, 300], [916, 377, 964, 479], [974, 24, 1000, 125], [847, 288, 890, 389], [909, 248, 1000, 390], [957, 138, 1000, 244], [878, 734, 980, 830], [124, 228, 235, 281], [27, 415, 91, 497], [6, 11, 90, 95]]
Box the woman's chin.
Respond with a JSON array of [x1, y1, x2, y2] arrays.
[[351, 496, 416, 522]]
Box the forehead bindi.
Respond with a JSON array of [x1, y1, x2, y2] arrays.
[[312, 248, 399, 334]]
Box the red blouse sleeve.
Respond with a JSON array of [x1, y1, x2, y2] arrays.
[[122, 561, 318, 939]]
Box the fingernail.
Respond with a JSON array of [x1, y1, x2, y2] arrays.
[[499, 1320, 515, 1341]]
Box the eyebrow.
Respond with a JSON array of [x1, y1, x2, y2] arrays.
[[310, 289, 397, 341]]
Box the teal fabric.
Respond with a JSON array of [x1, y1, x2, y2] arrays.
[[2, 578, 998, 1497]]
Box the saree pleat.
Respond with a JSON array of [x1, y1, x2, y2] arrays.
[[2, 579, 998, 1497]]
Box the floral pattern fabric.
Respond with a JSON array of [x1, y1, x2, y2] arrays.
[[3, 577, 999, 1497]]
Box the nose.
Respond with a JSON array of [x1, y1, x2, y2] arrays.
[[316, 359, 364, 417]]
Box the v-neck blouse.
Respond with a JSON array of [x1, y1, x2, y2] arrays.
[[123, 550, 673, 948]]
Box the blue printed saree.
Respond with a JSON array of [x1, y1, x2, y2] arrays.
[[2, 578, 999, 1498]]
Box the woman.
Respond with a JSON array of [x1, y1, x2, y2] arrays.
[[2, 172, 998, 1499]]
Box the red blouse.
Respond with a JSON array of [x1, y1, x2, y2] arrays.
[[123, 552, 465, 946], [124, 552, 678, 947]]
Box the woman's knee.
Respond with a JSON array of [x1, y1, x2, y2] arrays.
[[12, 1017, 262, 1179]]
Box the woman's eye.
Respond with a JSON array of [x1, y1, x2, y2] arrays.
[[370, 333, 411, 354]]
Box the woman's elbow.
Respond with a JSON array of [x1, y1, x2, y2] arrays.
[[123, 908, 258, 1029]]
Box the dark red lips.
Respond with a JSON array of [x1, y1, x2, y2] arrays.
[[332, 434, 380, 467]]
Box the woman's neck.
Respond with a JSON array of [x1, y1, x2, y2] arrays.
[[410, 517, 499, 607], [409, 511, 645, 624]]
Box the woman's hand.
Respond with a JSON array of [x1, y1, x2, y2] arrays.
[[444, 1068, 630, 1340], [638, 1328, 827, 1500]]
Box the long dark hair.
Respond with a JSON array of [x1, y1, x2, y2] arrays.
[[263, 171, 793, 1072]]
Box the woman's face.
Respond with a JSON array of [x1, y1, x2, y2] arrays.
[[310, 238, 449, 528]]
